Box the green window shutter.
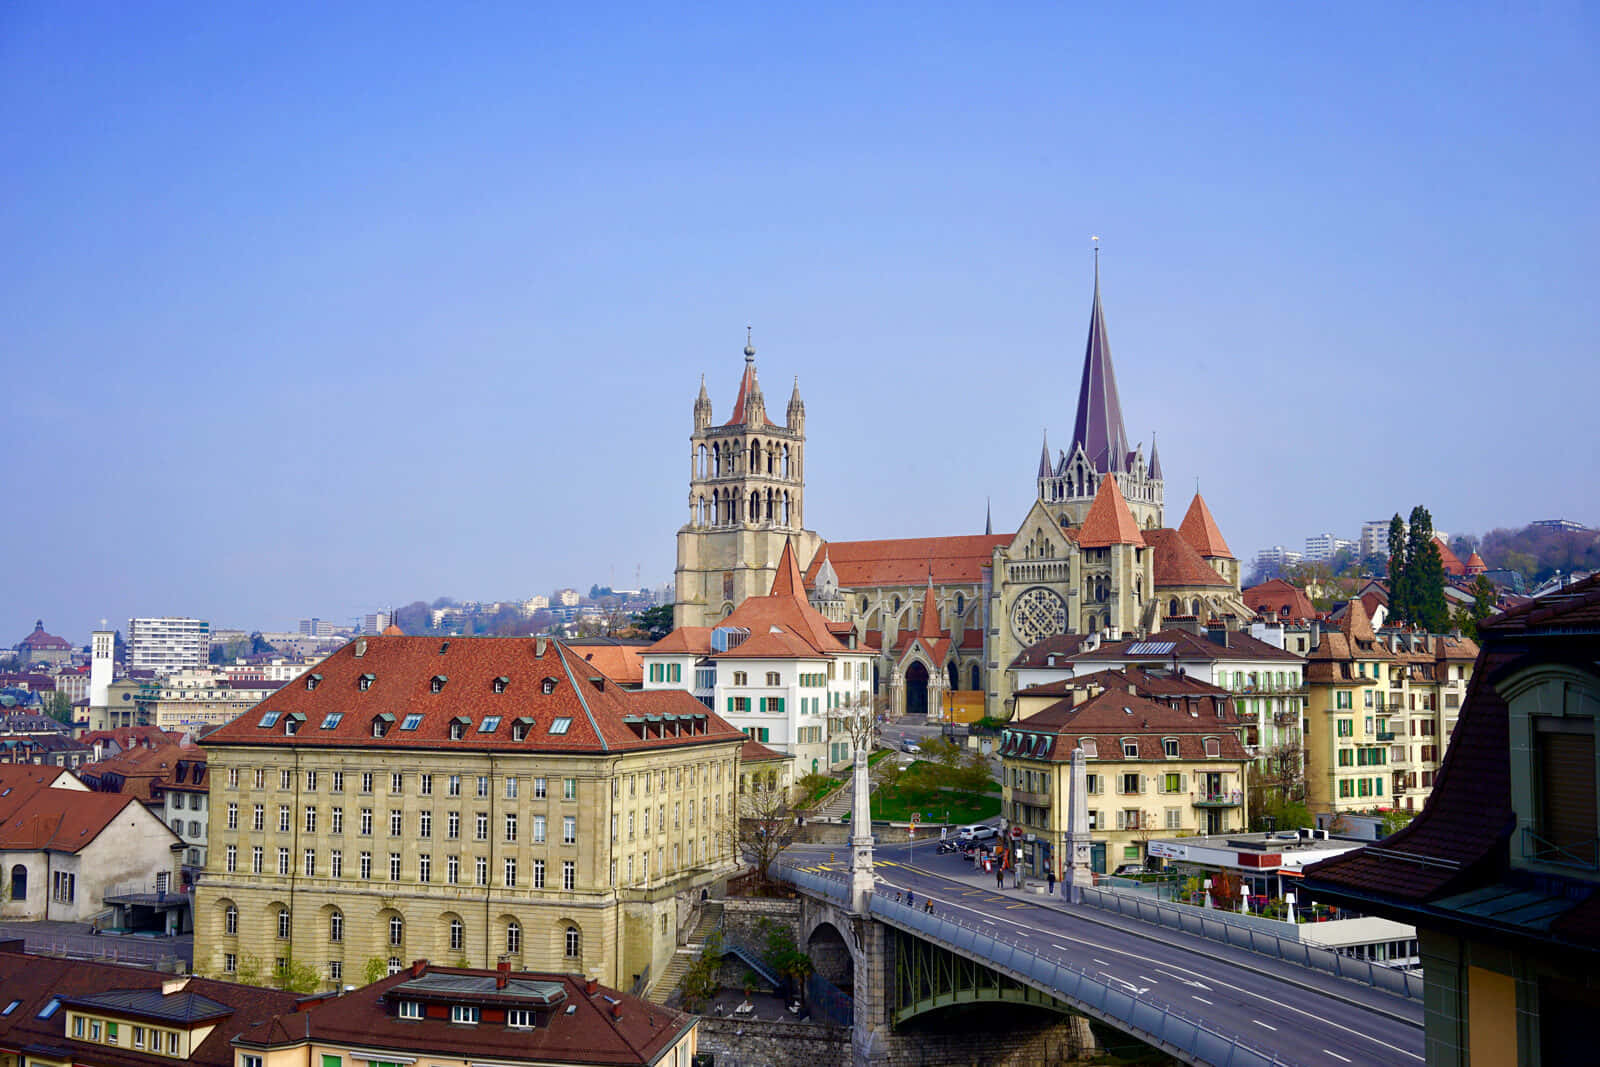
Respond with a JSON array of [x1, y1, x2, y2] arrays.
[[727, 697, 733, 713]]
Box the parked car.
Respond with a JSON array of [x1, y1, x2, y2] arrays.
[[901, 740, 921, 754], [1113, 864, 1152, 877], [958, 824, 999, 843]]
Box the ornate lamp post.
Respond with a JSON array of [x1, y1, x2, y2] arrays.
[[831, 694, 878, 914]]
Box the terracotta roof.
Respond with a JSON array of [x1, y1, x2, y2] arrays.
[[1178, 494, 1233, 559], [200, 637, 745, 756], [1433, 535, 1466, 577], [1144, 528, 1232, 589], [1341, 595, 1377, 643], [1076, 475, 1144, 548], [236, 965, 693, 1066], [644, 627, 713, 655], [1072, 627, 1304, 665], [768, 538, 807, 599], [0, 782, 152, 853], [1001, 689, 1250, 763], [739, 738, 789, 764], [573, 645, 645, 687], [1465, 551, 1487, 575], [722, 355, 778, 428], [1018, 666, 1231, 702], [1242, 578, 1319, 622], [0, 947, 300, 1067], [1008, 634, 1092, 670], [916, 576, 941, 638], [381, 623, 405, 636], [694, 543, 853, 661], [78, 742, 186, 803], [17, 621, 72, 651], [801, 534, 1010, 588]]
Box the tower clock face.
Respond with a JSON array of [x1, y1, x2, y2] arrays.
[[1011, 586, 1067, 645]]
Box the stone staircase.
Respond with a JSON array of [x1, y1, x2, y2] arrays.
[[809, 750, 894, 822], [645, 901, 723, 1005]]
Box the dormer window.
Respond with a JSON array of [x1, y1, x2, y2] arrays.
[[431, 675, 447, 693], [358, 673, 376, 692], [1121, 739, 1138, 758], [512, 717, 534, 741], [284, 713, 305, 736], [305, 673, 322, 691], [397, 999, 422, 1020], [372, 713, 395, 738], [1163, 738, 1179, 758], [1080, 738, 1098, 758], [439, 641, 450, 654], [450, 1004, 480, 1025], [493, 676, 510, 694], [542, 677, 558, 695], [449, 717, 469, 741], [1203, 737, 1221, 758]]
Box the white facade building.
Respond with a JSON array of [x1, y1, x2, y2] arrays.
[[127, 617, 209, 674]]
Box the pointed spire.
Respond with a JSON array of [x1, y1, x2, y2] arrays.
[[1071, 254, 1131, 475], [1038, 430, 1053, 478], [1148, 433, 1163, 480], [724, 327, 767, 427], [918, 570, 942, 637], [1077, 475, 1144, 547], [1340, 594, 1375, 644], [789, 375, 803, 409], [1179, 494, 1234, 559], [814, 549, 839, 595], [985, 497, 993, 537], [768, 538, 807, 600]]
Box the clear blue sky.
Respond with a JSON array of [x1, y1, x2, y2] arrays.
[[4, 3, 1596, 643]]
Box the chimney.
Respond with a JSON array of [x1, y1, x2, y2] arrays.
[[1072, 688, 1089, 707], [535, 637, 549, 657], [410, 959, 428, 978], [496, 959, 511, 989], [1310, 621, 1322, 650], [585, 977, 599, 996], [160, 976, 190, 996], [610, 1002, 622, 1021]]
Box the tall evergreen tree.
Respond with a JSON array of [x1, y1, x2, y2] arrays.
[[1387, 513, 1412, 623], [1406, 506, 1449, 632]]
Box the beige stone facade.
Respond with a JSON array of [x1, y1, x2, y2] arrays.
[[194, 636, 746, 994]]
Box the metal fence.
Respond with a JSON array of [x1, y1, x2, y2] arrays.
[[805, 970, 854, 1027], [1078, 886, 1423, 1001], [778, 864, 1291, 1067]]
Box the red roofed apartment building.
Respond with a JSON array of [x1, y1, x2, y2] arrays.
[[195, 634, 747, 996], [672, 263, 1251, 724]]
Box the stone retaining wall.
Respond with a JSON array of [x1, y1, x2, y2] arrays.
[[721, 897, 802, 950], [695, 1014, 1094, 1066]]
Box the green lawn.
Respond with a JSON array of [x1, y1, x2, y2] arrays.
[[868, 783, 1001, 824]]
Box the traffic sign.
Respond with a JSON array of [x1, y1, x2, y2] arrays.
[[911, 812, 921, 824], [1010, 826, 1024, 839]]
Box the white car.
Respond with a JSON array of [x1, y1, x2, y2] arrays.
[[957, 824, 999, 843]]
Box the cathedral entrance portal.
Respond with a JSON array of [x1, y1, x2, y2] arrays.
[[905, 662, 929, 717]]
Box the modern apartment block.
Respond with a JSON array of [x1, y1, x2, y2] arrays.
[[127, 617, 210, 674]]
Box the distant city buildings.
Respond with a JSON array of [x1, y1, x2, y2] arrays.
[[13, 620, 74, 666], [127, 617, 209, 674], [1304, 533, 1357, 563], [1359, 520, 1396, 560], [1531, 517, 1590, 532]]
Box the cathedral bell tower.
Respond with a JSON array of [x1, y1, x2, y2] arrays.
[[674, 332, 821, 629]]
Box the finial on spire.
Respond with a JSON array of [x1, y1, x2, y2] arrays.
[[744, 325, 756, 361]]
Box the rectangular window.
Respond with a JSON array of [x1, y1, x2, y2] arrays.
[[304, 848, 316, 876], [563, 860, 576, 889], [563, 815, 577, 844], [451, 1004, 480, 1025], [390, 810, 403, 836], [331, 806, 343, 834], [332, 770, 343, 792], [448, 774, 461, 796], [533, 814, 547, 843], [564, 777, 578, 800], [389, 853, 401, 880], [398, 1000, 422, 1020], [447, 855, 459, 884], [419, 773, 432, 795], [227, 802, 238, 830], [476, 856, 488, 885], [534, 859, 546, 888], [226, 845, 237, 872], [419, 811, 431, 838], [534, 777, 547, 799], [331, 849, 342, 878], [392, 772, 404, 794], [304, 807, 317, 833], [418, 854, 431, 882], [475, 812, 488, 840], [305, 770, 318, 792], [448, 811, 460, 839], [508, 1008, 533, 1028], [1121, 773, 1141, 795], [505, 813, 518, 842], [360, 852, 372, 880], [505, 777, 518, 799], [277, 848, 290, 875], [252, 846, 263, 873], [505, 857, 517, 887], [253, 804, 264, 831], [477, 775, 490, 797]]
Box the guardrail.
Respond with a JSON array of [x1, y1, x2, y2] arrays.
[[1079, 886, 1423, 1001], [777, 864, 1292, 1067]]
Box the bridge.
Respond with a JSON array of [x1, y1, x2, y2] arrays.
[[773, 841, 1424, 1066]]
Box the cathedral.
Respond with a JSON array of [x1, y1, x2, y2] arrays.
[[672, 262, 1249, 722]]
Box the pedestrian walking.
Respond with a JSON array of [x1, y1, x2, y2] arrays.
[[1047, 867, 1056, 895], [906, 890, 915, 908], [995, 866, 1004, 889], [924, 898, 934, 914]]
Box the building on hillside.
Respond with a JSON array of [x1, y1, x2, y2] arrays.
[[0, 765, 181, 922], [1303, 600, 1478, 815], [1243, 578, 1320, 624], [130, 670, 281, 733], [1303, 573, 1600, 1065], [0, 946, 301, 1067], [673, 263, 1250, 724], [15, 620, 74, 666], [234, 960, 697, 1067], [1360, 519, 1400, 560], [1305, 534, 1357, 563], [1254, 545, 1303, 573], [644, 541, 874, 778], [127, 618, 209, 675], [998, 689, 1251, 876], [196, 634, 747, 992]]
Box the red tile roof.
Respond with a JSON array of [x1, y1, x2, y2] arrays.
[[723, 357, 778, 428], [1242, 578, 1319, 622], [78, 742, 186, 803], [1071, 627, 1304, 665], [572, 644, 645, 687], [739, 738, 789, 764], [16, 621, 72, 651], [1143, 528, 1232, 589], [200, 637, 745, 756], [800, 534, 1010, 588], [1433, 535, 1466, 577], [1002, 689, 1251, 762], [1178, 493, 1234, 559], [1076, 475, 1144, 547]]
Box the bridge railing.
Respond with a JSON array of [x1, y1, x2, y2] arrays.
[[777, 864, 1289, 1067], [1079, 885, 1423, 1001]]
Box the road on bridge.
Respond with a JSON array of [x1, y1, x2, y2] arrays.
[[786, 840, 1423, 1067]]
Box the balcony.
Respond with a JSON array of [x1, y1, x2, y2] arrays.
[[1011, 789, 1052, 808], [1376, 730, 1396, 742], [1521, 827, 1599, 872], [1193, 791, 1243, 808]]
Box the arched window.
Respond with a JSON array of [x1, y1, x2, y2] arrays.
[[388, 915, 404, 946], [224, 904, 237, 936], [955, 593, 965, 615], [276, 907, 290, 939], [387, 957, 403, 976], [749, 439, 760, 470], [449, 917, 464, 951], [506, 921, 521, 955], [1169, 598, 1181, 616], [564, 925, 581, 958], [970, 664, 981, 690], [8, 864, 24, 901], [329, 910, 343, 942], [749, 491, 760, 520]]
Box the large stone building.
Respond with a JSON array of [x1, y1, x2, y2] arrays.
[[672, 262, 1250, 721], [195, 634, 746, 993]]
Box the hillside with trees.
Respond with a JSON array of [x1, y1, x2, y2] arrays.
[[1464, 523, 1600, 585]]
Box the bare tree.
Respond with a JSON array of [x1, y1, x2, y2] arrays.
[[724, 776, 799, 887]]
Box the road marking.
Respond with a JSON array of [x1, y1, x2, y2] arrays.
[[1005, 903, 1030, 910], [1093, 958, 1109, 966], [1324, 1052, 1351, 1063], [913, 880, 1423, 1062], [1138, 975, 1160, 984], [1192, 996, 1212, 1005], [1052, 944, 1071, 952], [982, 919, 996, 925], [1156, 967, 1212, 991], [1098, 972, 1150, 995], [1254, 1021, 1277, 1031]]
